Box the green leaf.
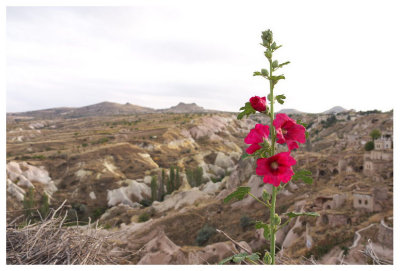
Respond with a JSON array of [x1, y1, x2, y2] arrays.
[[218, 255, 234, 265], [272, 60, 279, 68], [219, 252, 260, 264], [278, 61, 290, 68], [232, 253, 248, 263], [246, 253, 261, 262], [262, 189, 270, 202], [263, 252, 272, 264], [296, 119, 307, 128], [271, 74, 285, 85], [285, 211, 320, 218], [292, 169, 313, 184], [253, 71, 262, 76], [264, 50, 272, 59], [276, 94, 286, 105], [224, 186, 251, 203], [237, 102, 256, 120]]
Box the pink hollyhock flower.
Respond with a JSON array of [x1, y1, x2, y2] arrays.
[[244, 124, 270, 154], [273, 113, 306, 151], [249, 96, 267, 112], [256, 152, 296, 187]]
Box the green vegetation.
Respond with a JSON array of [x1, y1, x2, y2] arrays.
[[359, 109, 381, 115], [195, 224, 216, 246], [364, 141, 374, 151], [92, 137, 110, 145], [151, 175, 158, 201], [167, 166, 181, 194], [322, 115, 337, 128], [159, 169, 166, 201], [138, 212, 150, 222], [38, 193, 50, 218], [23, 188, 35, 220], [91, 206, 107, 220], [186, 167, 204, 187], [370, 129, 381, 140], [22, 189, 52, 222], [139, 199, 152, 207]]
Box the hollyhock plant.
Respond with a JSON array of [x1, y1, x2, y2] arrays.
[[249, 96, 267, 112], [256, 152, 296, 187], [223, 29, 318, 265], [273, 113, 306, 151], [244, 124, 270, 154]]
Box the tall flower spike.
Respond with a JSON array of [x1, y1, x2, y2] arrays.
[[244, 124, 270, 154], [255, 152, 296, 187], [273, 113, 306, 151]]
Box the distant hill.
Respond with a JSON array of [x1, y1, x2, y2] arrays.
[[277, 106, 348, 115], [277, 108, 305, 115], [69, 101, 155, 117], [159, 102, 208, 113], [7, 101, 155, 119], [322, 106, 347, 114], [6, 101, 216, 119]]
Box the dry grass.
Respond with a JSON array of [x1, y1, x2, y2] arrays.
[[6, 201, 128, 265]]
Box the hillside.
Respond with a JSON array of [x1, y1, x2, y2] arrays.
[[6, 109, 393, 264], [7, 101, 216, 120]]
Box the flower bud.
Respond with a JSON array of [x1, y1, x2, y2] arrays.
[[261, 29, 273, 46]]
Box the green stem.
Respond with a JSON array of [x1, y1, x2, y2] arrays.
[[248, 192, 270, 208], [268, 49, 277, 265]]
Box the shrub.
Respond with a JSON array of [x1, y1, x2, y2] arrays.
[[138, 213, 150, 222], [23, 188, 35, 220], [369, 129, 381, 140], [151, 175, 158, 201], [195, 224, 216, 246], [322, 115, 337, 128], [187, 167, 204, 187], [91, 206, 107, 220], [38, 193, 50, 219], [364, 141, 374, 151], [139, 199, 152, 207]]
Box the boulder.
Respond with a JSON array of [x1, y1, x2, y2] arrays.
[[107, 180, 151, 207], [215, 152, 234, 169], [21, 162, 52, 184], [201, 180, 224, 195]]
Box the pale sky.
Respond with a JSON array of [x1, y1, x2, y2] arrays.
[[6, 1, 400, 113]]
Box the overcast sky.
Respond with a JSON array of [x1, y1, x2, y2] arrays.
[[6, 1, 400, 113]]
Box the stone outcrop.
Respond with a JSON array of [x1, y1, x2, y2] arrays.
[[6, 161, 57, 199], [152, 188, 211, 213], [107, 180, 151, 207]]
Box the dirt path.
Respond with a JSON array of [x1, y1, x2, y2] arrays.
[[337, 222, 376, 264]]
